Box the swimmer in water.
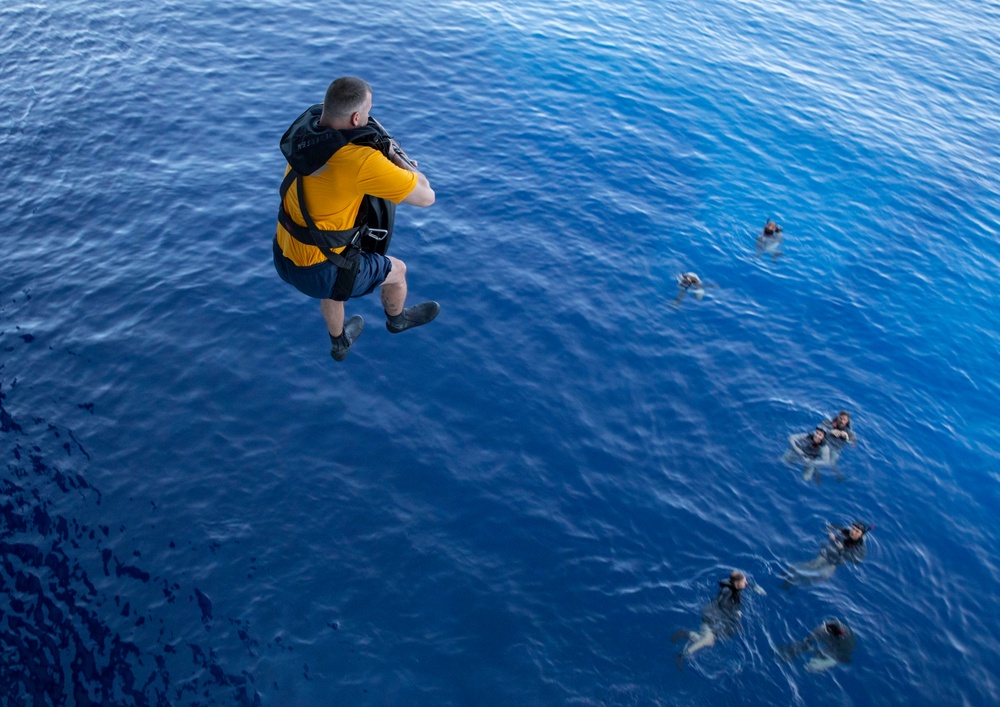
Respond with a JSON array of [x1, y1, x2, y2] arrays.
[[782, 426, 831, 482], [820, 411, 857, 471], [672, 272, 715, 307], [777, 619, 856, 672], [756, 220, 784, 259], [781, 521, 870, 588], [671, 570, 765, 669]]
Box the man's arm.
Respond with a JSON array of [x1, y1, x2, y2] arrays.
[[389, 149, 435, 207], [402, 171, 434, 207]]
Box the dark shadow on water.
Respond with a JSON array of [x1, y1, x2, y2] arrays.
[[1, 372, 261, 706]]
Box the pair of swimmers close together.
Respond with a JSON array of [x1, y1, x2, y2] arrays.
[[783, 411, 857, 482]]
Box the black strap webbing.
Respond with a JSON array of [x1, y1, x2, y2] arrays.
[[277, 170, 363, 269]]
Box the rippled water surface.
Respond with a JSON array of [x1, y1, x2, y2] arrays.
[[3, 0, 1000, 704]]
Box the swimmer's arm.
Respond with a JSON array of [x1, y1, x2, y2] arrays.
[[825, 423, 847, 441], [789, 434, 810, 456]]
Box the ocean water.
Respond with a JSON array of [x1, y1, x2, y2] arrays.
[[2, 0, 999, 704]]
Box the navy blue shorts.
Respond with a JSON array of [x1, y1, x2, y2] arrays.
[[272, 237, 392, 300]]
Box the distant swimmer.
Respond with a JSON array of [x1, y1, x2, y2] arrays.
[[781, 521, 870, 588], [672, 272, 716, 307], [671, 570, 765, 669], [273, 76, 440, 362], [820, 411, 857, 468], [777, 619, 856, 672], [782, 426, 831, 482], [756, 220, 784, 259]]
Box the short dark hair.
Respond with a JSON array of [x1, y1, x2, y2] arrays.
[[323, 77, 372, 120]]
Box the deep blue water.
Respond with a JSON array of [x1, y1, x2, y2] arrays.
[[3, 0, 1000, 704]]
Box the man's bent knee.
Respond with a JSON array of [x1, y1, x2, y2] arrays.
[[383, 256, 406, 286]]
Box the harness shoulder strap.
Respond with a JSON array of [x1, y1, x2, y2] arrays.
[[277, 169, 362, 268]]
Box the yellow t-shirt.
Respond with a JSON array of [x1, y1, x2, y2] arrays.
[[276, 144, 418, 267]]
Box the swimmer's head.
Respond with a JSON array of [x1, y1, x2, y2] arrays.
[[730, 570, 748, 590], [764, 221, 782, 236], [848, 521, 869, 540], [812, 427, 826, 444], [680, 272, 701, 286], [825, 621, 845, 638], [834, 411, 851, 429]]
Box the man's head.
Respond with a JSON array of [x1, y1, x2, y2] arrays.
[[320, 77, 372, 128], [812, 427, 826, 445], [834, 411, 851, 429], [730, 570, 747, 590]]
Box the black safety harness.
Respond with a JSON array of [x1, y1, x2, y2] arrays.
[[277, 110, 397, 301]]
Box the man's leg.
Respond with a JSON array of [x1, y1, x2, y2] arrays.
[[321, 298, 345, 337], [322, 298, 364, 362], [380, 256, 407, 317], [380, 256, 440, 333], [685, 626, 716, 656]]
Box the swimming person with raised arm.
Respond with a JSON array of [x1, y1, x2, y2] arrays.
[[672, 272, 716, 307], [671, 570, 764, 669]]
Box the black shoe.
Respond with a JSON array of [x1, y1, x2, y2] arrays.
[[385, 301, 440, 334], [330, 315, 365, 361]]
